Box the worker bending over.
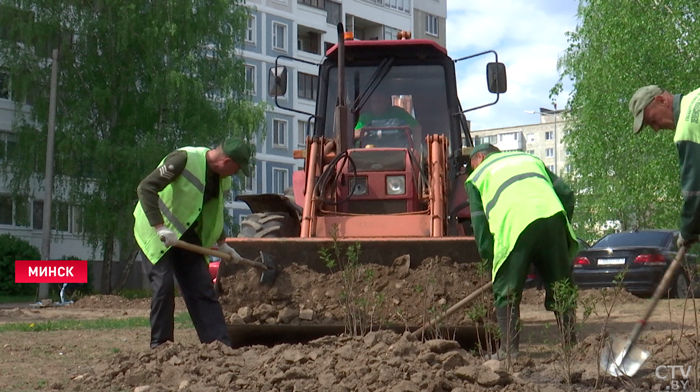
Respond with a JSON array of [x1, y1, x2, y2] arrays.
[[465, 143, 580, 360], [133, 138, 252, 349]]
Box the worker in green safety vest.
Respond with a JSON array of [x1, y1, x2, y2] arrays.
[[629, 85, 700, 249], [133, 138, 253, 349], [465, 143, 580, 360]]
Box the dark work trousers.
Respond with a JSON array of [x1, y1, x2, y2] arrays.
[[492, 211, 575, 311], [140, 227, 231, 348]]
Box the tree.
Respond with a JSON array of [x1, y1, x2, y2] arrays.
[[550, 0, 700, 241], [0, 0, 267, 293]]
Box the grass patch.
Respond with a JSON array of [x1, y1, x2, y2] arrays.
[[0, 312, 194, 332], [0, 295, 37, 304]]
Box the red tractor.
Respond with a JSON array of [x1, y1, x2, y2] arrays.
[[210, 24, 507, 290]]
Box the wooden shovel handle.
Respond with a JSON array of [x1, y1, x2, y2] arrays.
[[173, 240, 269, 270], [412, 281, 493, 338]]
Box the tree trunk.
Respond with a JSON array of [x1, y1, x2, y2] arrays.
[[113, 248, 138, 292], [100, 235, 114, 294]]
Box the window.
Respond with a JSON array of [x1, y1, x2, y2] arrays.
[[246, 16, 256, 45], [297, 72, 317, 100], [298, 120, 310, 147], [273, 119, 288, 148], [298, 0, 325, 9], [272, 22, 287, 52], [32, 200, 43, 229], [0, 131, 17, 161], [244, 170, 254, 192], [545, 131, 554, 140], [527, 133, 535, 143], [0, 71, 9, 99], [0, 195, 12, 225], [31, 200, 73, 232], [272, 168, 289, 194], [546, 148, 554, 157], [565, 164, 572, 173], [425, 14, 439, 36], [325, 1, 342, 25], [527, 150, 535, 155], [498, 132, 518, 142], [548, 165, 555, 172], [245, 65, 256, 95], [384, 26, 399, 40]]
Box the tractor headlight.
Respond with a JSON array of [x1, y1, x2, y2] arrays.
[[350, 176, 368, 196], [386, 175, 406, 195]]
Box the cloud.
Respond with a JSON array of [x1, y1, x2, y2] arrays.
[[446, 0, 579, 131]]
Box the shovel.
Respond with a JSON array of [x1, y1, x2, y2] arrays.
[[600, 245, 688, 377], [412, 281, 493, 338], [172, 240, 278, 284]]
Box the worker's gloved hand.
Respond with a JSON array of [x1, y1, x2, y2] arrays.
[[156, 226, 178, 247], [218, 243, 242, 264], [677, 234, 698, 249]]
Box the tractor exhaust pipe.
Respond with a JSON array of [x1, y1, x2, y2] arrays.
[[335, 23, 351, 152]]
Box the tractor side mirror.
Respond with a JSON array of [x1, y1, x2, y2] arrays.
[[268, 66, 288, 97], [486, 62, 507, 94]]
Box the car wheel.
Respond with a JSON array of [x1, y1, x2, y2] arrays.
[[673, 272, 690, 299]]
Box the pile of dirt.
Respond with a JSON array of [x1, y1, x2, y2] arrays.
[[73, 295, 187, 310], [67, 328, 699, 392], [68, 330, 535, 392], [520, 287, 644, 306], [218, 256, 492, 327]]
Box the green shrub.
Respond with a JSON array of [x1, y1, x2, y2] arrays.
[[0, 234, 41, 296]]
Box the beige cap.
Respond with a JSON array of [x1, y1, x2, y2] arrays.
[[629, 85, 663, 133]]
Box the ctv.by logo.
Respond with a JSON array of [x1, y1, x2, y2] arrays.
[[655, 365, 692, 390]]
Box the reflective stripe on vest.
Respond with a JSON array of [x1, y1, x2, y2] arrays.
[[466, 152, 578, 280], [133, 146, 232, 264], [674, 87, 700, 145]]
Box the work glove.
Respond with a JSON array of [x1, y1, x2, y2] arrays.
[[156, 226, 178, 247], [677, 234, 698, 249], [218, 243, 242, 264]]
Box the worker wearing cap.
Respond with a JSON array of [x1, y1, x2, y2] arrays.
[[133, 138, 253, 349], [465, 143, 579, 360], [629, 85, 700, 249]]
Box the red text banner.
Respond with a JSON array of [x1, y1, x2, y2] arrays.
[[15, 260, 88, 283]]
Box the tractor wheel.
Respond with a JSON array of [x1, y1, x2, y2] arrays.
[[237, 212, 300, 238]]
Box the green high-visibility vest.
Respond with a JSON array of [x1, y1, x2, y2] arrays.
[[133, 146, 232, 264], [466, 151, 578, 278], [673, 87, 700, 144]]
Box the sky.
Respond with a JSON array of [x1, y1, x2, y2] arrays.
[[446, 0, 580, 131]]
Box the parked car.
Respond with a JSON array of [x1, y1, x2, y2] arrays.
[[572, 229, 699, 298], [524, 237, 591, 290]]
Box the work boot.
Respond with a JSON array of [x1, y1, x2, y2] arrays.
[[491, 305, 521, 360], [555, 310, 578, 346]]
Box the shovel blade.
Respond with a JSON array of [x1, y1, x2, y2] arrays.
[[599, 336, 651, 377], [259, 252, 277, 285]]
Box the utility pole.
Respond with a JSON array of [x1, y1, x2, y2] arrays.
[[38, 49, 59, 300]]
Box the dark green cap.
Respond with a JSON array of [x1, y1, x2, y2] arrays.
[[470, 143, 499, 157], [222, 138, 254, 177]]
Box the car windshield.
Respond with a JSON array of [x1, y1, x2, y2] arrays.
[[324, 63, 451, 146], [591, 231, 671, 248]]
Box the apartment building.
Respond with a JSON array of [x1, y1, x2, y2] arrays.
[[228, 0, 448, 227], [470, 108, 571, 176]]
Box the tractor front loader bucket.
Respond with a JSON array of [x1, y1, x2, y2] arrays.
[[220, 236, 481, 276]]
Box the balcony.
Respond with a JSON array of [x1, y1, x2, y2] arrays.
[[357, 0, 412, 15], [345, 14, 384, 40], [297, 25, 324, 57]]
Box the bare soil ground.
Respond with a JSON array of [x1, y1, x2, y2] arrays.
[[2, 259, 700, 392]]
